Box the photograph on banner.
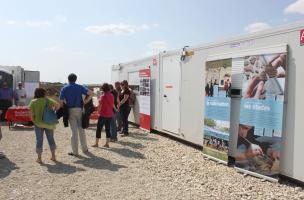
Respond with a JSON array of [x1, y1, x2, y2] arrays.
[[203, 59, 232, 162], [235, 52, 287, 178]]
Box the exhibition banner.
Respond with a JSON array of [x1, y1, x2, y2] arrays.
[[203, 59, 232, 162], [235, 53, 287, 178], [139, 69, 151, 131]]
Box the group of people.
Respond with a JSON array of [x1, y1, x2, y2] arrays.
[[206, 137, 228, 152], [204, 79, 231, 97], [1, 73, 133, 163], [0, 81, 27, 121]]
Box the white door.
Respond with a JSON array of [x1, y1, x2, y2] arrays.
[[162, 55, 181, 134]]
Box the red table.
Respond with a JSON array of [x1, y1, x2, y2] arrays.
[[5, 106, 32, 129], [90, 107, 99, 120]]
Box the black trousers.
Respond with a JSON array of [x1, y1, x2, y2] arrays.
[[120, 105, 131, 135], [96, 116, 111, 139], [0, 99, 12, 121]]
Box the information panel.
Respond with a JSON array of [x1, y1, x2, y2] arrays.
[[203, 59, 232, 162], [235, 53, 287, 179], [139, 69, 151, 131]]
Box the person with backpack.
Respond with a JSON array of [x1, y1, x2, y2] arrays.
[[29, 88, 60, 164], [92, 83, 114, 148], [118, 80, 131, 136]]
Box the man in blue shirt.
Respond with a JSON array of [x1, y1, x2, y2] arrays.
[[59, 73, 94, 156]]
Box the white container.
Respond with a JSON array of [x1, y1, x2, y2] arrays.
[[112, 21, 304, 182]]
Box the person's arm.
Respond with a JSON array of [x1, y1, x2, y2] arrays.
[[29, 101, 35, 121], [48, 98, 60, 110], [59, 88, 65, 107], [82, 86, 94, 104], [119, 94, 129, 107]]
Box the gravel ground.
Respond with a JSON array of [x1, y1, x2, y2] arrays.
[[0, 123, 303, 200]]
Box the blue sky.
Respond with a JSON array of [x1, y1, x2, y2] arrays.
[[0, 0, 303, 84]]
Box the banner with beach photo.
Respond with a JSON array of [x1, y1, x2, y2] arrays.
[[203, 59, 232, 163], [235, 53, 287, 179]]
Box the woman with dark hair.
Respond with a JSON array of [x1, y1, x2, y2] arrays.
[[118, 80, 131, 136], [93, 83, 114, 148], [29, 88, 60, 164]]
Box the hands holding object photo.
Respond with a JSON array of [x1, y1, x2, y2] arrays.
[[244, 54, 286, 99]]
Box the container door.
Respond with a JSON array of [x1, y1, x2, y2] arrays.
[[162, 55, 181, 134]]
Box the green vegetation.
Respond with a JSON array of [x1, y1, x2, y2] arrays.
[[203, 146, 228, 162], [204, 118, 216, 127]]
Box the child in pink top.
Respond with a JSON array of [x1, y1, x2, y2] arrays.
[[93, 83, 114, 148]]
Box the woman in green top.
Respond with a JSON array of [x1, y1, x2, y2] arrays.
[[29, 88, 60, 164]]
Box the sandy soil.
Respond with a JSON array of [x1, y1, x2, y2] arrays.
[[0, 123, 303, 200]]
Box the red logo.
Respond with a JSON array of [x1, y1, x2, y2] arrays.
[[152, 58, 157, 66], [301, 29, 304, 46]]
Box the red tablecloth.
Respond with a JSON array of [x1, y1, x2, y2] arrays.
[[5, 106, 32, 123], [90, 107, 99, 120]]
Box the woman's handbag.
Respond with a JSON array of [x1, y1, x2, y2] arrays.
[[43, 99, 59, 125]]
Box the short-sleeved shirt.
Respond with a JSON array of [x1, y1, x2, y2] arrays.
[[0, 88, 13, 100], [29, 98, 57, 130], [119, 88, 131, 108], [15, 88, 27, 103], [99, 92, 114, 118], [59, 83, 88, 108]]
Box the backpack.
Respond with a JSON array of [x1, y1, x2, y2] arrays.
[[128, 89, 136, 107]]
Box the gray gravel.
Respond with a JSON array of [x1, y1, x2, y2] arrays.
[[0, 123, 303, 200]]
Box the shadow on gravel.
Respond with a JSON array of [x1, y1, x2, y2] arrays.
[[75, 152, 127, 171], [105, 147, 146, 159], [117, 141, 145, 149], [42, 161, 85, 174], [0, 158, 19, 179], [128, 132, 158, 142]]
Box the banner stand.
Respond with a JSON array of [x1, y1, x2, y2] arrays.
[[202, 153, 228, 165], [235, 167, 278, 183], [139, 127, 150, 133]]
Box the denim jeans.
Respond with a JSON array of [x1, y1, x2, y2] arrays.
[[110, 111, 118, 140], [120, 106, 131, 135], [96, 116, 111, 139], [34, 126, 56, 154]]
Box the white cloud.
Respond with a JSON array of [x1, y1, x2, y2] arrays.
[[85, 23, 158, 35], [6, 20, 17, 25], [284, 0, 304, 15], [44, 46, 64, 53], [25, 20, 52, 28], [244, 22, 271, 33]]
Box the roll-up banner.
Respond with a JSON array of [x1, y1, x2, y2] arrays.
[[139, 69, 151, 131], [203, 59, 232, 163], [235, 53, 287, 179]]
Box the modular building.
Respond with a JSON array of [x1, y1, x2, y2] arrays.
[[112, 21, 304, 182], [0, 66, 40, 103]]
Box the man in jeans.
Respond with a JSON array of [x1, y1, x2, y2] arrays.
[[60, 74, 93, 156]]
